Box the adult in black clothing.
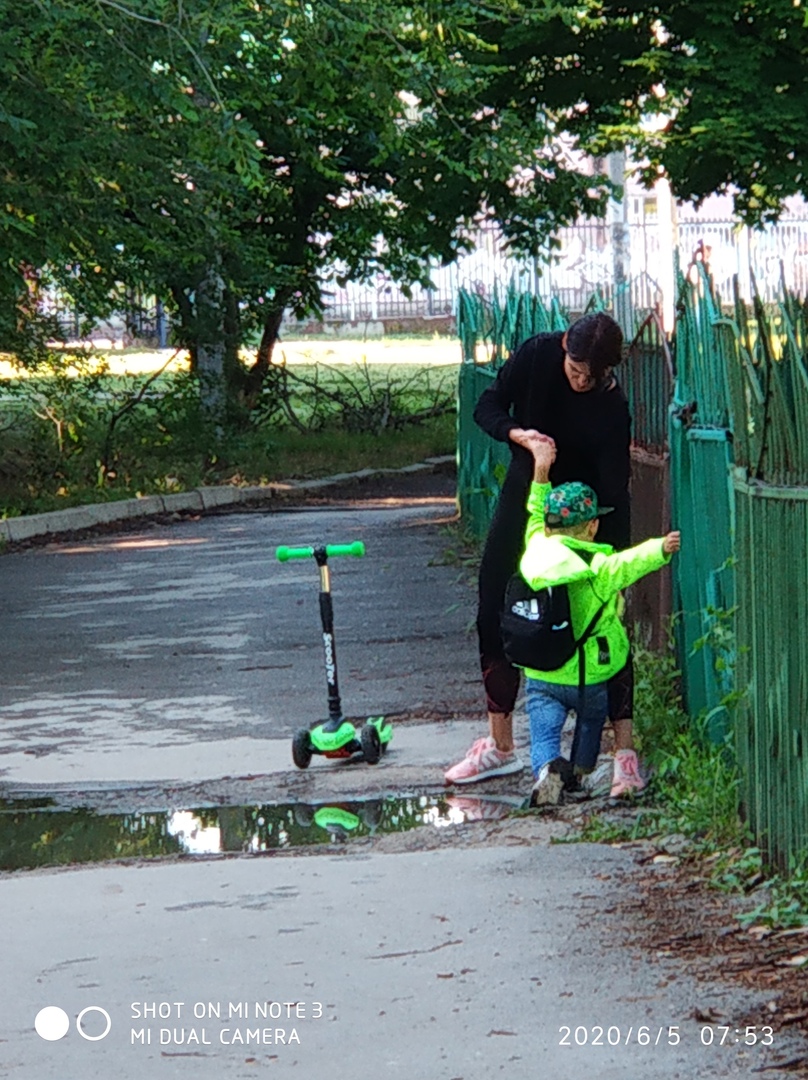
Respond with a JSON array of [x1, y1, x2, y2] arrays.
[[445, 312, 644, 796]]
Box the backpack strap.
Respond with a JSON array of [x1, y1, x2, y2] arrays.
[[571, 550, 608, 717], [575, 601, 608, 693]]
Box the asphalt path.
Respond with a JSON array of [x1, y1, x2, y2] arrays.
[[4, 840, 801, 1080], [2, 496, 806, 1079], [0, 499, 481, 791]]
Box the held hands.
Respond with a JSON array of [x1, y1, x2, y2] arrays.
[[662, 531, 681, 555], [508, 428, 556, 482], [530, 439, 556, 470], [527, 435, 556, 482], [509, 427, 556, 452]]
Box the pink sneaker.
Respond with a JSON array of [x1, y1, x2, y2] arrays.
[[444, 736, 524, 786], [610, 749, 647, 797]]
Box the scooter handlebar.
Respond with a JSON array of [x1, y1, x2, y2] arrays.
[[276, 541, 365, 562]]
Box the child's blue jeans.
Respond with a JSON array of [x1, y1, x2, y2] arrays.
[[525, 678, 609, 778]]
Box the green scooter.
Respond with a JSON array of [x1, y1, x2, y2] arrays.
[[293, 800, 384, 841], [275, 541, 393, 768]]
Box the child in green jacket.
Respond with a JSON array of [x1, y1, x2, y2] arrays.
[[519, 437, 680, 806]]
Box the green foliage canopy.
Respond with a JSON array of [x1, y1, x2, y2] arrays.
[[4, 0, 639, 382], [578, 0, 808, 224], [4, 1, 808, 387]]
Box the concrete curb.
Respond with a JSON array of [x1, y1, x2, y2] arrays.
[[0, 455, 457, 544]]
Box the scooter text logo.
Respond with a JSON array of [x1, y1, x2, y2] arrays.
[[323, 633, 336, 684]]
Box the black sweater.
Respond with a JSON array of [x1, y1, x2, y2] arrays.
[[474, 331, 632, 549]]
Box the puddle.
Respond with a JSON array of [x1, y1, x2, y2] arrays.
[[0, 794, 523, 871]]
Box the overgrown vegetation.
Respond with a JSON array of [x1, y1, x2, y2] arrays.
[[0, 358, 457, 517], [630, 642, 742, 847], [575, 642, 808, 931]]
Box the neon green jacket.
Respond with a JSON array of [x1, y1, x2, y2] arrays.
[[518, 481, 671, 685]]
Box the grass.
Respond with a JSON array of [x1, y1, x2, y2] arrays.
[[235, 417, 455, 483], [630, 642, 743, 848], [0, 360, 457, 518], [271, 330, 458, 344], [570, 640, 808, 931], [569, 640, 743, 851]]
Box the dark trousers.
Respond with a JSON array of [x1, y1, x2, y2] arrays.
[[477, 474, 633, 720]]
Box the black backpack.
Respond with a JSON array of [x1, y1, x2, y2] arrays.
[[500, 570, 606, 674]]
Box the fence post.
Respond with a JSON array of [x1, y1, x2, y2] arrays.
[[155, 299, 168, 348], [737, 226, 752, 303], [608, 151, 633, 331], [656, 177, 677, 333]]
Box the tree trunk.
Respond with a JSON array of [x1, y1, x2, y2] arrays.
[[223, 286, 241, 387], [169, 283, 197, 371], [195, 259, 227, 424], [217, 807, 250, 853], [242, 296, 290, 409]]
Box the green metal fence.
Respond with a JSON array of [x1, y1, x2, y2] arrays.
[[670, 270, 736, 734], [732, 476, 808, 870], [455, 272, 808, 870], [457, 363, 510, 541], [623, 311, 674, 455], [722, 289, 808, 870], [457, 285, 567, 366]]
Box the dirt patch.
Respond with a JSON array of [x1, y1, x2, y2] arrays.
[[615, 849, 808, 1064], [265, 464, 457, 505]]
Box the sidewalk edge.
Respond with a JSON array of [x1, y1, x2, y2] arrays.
[[0, 455, 457, 545]]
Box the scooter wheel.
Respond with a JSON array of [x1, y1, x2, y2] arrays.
[[362, 799, 383, 829], [293, 803, 315, 827], [360, 723, 382, 765], [292, 728, 313, 769]]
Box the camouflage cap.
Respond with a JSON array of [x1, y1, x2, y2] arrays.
[[544, 481, 614, 527]]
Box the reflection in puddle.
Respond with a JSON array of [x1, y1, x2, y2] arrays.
[[0, 794, 521, 871]]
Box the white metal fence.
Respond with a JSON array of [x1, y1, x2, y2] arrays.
[[35, 198, 808, 339], [309, 200, 808, 324]]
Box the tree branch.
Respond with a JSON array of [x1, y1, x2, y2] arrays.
[[99, 347, 183, 477], [93, 0, 225, 109]]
